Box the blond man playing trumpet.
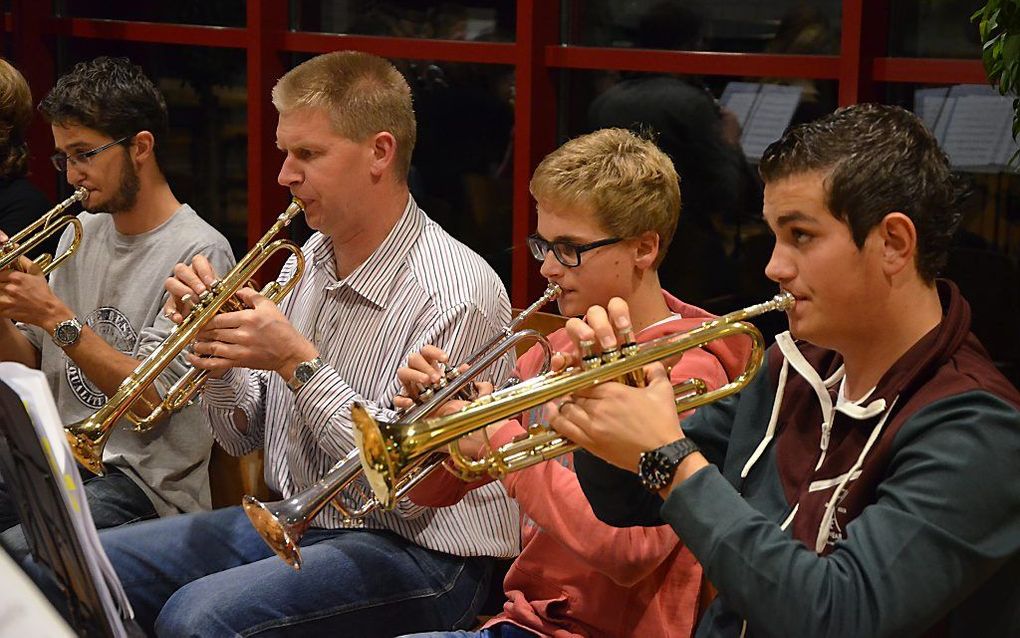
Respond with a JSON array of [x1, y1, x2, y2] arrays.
[[396, 128, 753, 638], [93, 51, 518, 637]]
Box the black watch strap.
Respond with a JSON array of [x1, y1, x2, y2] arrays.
[[638, 437, 700, 492]]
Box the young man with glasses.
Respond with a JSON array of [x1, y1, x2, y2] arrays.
[[0, 56, 235, 561], [394, 128, 752, 638]]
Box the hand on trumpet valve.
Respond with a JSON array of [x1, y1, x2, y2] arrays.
[[545, 361, 681, 474], [0, 254, 68, 328], [186, 287, 317, 380], [164, 254, 222, 324], [395, 344, 492, 412], [0, 230, 41, 275]]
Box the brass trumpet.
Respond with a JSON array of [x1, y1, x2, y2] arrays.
[[65, 198, 306, 475], [353, 292, 796, 508], [0, 187, 88, 275], [242, 283, 563, 570]]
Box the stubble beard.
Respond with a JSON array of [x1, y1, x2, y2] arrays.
[[85, 155, 140, 215]]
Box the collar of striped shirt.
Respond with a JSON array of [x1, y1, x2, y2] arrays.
[[309, 195, 424, 310]]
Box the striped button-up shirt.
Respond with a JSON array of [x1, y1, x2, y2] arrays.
[[202, 196, 520, 558]]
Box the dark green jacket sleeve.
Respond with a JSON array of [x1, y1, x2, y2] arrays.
[[574, 385, 743, 528], [663, 392, 1020, 638]]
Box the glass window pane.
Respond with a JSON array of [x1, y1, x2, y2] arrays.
[[291, 1, 515, 42], [888, 0, 982, 58], [284, 53, 514, 291], [56, 40, 248, 258], [562, 0, 841, 54], [57, 1, 245, 27], [886, 83, 1019, 384], [559, 68, 836, 343]]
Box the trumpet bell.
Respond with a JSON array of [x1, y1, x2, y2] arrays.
[[242, 495, 303, 570], [64, 416, 110, 476], [352, 404, 400, 510]]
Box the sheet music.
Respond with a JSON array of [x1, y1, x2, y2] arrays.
[[0, 362, 133, 637], [724, 92, 757, 129], [915, 87, 949, 132], [721, 82, 803, 161], [720, 81, 761, 128], [740, 84, 802, 161], [914, 84, 1019, 173], [941, 95, 1015, 173], [0, 549, 75, 636]]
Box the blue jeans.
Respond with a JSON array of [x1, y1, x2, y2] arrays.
[[99, 506, 495, 637], [399, 622, 539, 638], [1, 465, 156, 563]]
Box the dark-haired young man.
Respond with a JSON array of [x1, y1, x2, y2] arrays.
[[0, 56, 235, 560], [549, 103, 1020, 637]]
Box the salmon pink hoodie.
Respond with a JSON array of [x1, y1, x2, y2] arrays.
[[410, 292, 752, 637]]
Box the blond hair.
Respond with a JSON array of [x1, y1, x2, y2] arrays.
[[271, 51, 416, 180], [530, 128, 680, 268], [0, 58, 33, 180]]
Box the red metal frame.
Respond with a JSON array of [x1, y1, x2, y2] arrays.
[[872, 58, 988, 85], [279, 32, 516, 64], [512, 0, 559, 305], [4, 0, 993, 302], [546, 48, 841, 79], [48, 18, 247, 48]]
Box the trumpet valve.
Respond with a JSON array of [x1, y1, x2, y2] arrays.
[[579, 340, 601, 370], [600, 347, 621, 364], [620, 339, 646, 386]]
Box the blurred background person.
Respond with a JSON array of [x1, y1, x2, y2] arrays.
[[0, 58, 56, 262]]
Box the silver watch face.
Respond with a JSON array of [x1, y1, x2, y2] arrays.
[[54, 319, 81, 346]]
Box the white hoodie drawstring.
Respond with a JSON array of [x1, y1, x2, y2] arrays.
[[813, 396, 899, 553]]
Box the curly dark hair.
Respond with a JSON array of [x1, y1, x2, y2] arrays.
[[38, 56, 168, 163], [759, 103, 964, 282], [0, 59, 33, 180]]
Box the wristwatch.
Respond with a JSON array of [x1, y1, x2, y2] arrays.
[[51, 317, 83, 348], [286, 356, 323, 392], [638, 438, 700, 492]]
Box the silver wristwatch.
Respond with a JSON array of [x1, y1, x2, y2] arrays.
[[51, 317, 83, 348], [286, 357, 323, 392]]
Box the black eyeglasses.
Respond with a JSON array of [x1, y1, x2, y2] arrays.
[[50, 135, 132, 172], [526, 233, 623, 268]]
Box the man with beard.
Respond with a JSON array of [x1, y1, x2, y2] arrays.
[[0, 56, 235, 561]]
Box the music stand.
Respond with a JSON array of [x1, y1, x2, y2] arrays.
[[0, 380, 140, 638]]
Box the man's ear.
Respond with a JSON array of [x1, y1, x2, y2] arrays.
[[634, 230, 660, 270], [132, 131, 155, 163], [877, 212, 916, 276], [368, 131, 398, 178]]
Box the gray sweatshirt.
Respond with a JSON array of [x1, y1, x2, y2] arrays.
[[20, 205, 235, 517]]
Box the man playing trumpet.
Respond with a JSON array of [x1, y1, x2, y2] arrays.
[[0, 57, 234, 560], [550, 104, 1020, 637], [396, 128, 753, 638], [96, 51, 518, 637]]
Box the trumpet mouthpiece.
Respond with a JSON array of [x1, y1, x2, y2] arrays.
[[773, 291, 796, 311]]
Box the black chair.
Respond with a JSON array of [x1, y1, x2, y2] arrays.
[[0, 380, 142, 638]]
